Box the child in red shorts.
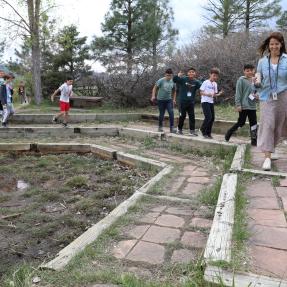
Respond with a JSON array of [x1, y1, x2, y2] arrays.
[[51, 77, 73, 127]]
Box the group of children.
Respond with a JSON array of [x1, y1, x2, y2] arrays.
[[152, 64, 258, 145]]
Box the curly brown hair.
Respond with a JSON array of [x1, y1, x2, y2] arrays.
[[259, 32, 287, 56]]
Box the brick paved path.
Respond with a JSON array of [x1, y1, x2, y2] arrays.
[[246, 179, 287, 279], [109, 155, 215, 278], [251, 143, 287, 173]]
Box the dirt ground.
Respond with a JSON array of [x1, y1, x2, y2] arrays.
[[0, 152, 154, 279]]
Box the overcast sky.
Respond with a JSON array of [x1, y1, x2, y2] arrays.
[[2, 0, 287, 71], [56, 0, 208, 44]]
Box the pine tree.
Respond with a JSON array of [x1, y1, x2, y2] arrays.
[[203, 0, 243, 37], [277, 10, 287, 32], [241, 0, 281, 32], [53, 25, 91, 80], [91, 0, 176, 74]]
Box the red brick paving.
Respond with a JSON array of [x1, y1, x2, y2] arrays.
[[249, 245, 287, 279], [190, 217, 213, 229], [154, 214, 185, 228], [126, 241, 165, 265], [142, 226, 181, 244], [247, 209, 286, 227], [171, 249, 196, 264], [113, 240, 137, 259], [248, 197, 279, 210], [182, 183, 203, 195], [181, 231, 207, 248], [247, 180, 287, 279]]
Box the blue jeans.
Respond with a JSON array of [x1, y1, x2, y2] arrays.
[[157, 99, 174, 128]]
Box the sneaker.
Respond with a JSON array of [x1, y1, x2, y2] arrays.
[[2, 122, 7, 128], [203, 135, 209, 139], [189, 130, 198, 136], [225, 130, 232, 142], [52, 117, 58, 123], [158, 127, 164, 132], [170, 127, 177, 134], [271, 153, 279, 160], [62, 122, 68, 128], [262, 158, 271, 171], [207, 135, 213, 139], [177, 129, 183, 135]]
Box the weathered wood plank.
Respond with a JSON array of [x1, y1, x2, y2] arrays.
[[204, 173, 237, 263], [230, 144, 246, 171], [205, 265, 287, 287]]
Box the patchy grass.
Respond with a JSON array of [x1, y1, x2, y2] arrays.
[[0, 152, 155, 282], [231, 173, 252, 271], [198, 177, 223, 207]]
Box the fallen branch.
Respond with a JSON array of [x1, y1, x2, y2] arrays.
[[1, 212, 23, 220]]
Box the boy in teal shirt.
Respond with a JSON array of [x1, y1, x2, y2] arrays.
[[151, 69, 176, 133], [225, 64, 258, 145], [173, 67, 202, 135]]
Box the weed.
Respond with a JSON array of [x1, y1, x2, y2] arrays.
[[65, 175, 89, 188], [231, 174, 250, 270], [271, 175, 280, 187], [198, 177, 222, 207], [143, 137, 156, 149]]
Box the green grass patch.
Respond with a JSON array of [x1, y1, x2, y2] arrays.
[[231, 174, 250, 270], [65, 175, 89, 188], [198, 177, 223, 207]]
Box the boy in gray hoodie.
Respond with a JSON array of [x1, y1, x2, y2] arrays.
[[225, 64, 258, 145]]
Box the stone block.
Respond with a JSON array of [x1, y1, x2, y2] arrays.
[[112, 240, 137, 259], [127, 225, 150, 239], [171, 249, 196, 264], [249, 245, 287, 279], [154, 214, 185, 228], [247, 209, 286, 227], [181, 231, 207, 249], [142, 226, 180, 244], [190, 218, 213, 229], [182, 183, 203, 195], [249, 225, 287, 250], [126, 241, 165, 264]]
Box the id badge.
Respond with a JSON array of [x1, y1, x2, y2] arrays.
[[187, 92, 191, 97], [272, 92, 278, 101], [248, 94, 255, 101]]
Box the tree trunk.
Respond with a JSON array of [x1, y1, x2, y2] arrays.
[[31, 43, 42, 104], [27, 0, 42, 104], [152, 42, 157, 73], [245, 0, 250, 33], [127, 0, 133, 75]]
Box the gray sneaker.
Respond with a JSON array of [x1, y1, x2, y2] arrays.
[[177, 129, 183, 135], [170, 127, 177, 134], [158, 127, 164, 132], [190, 130, 198, 136]]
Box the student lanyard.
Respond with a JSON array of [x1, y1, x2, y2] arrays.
[[268, 55, 281, 92]]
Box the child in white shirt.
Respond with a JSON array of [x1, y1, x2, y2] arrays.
[[200, 68, 223, 138]]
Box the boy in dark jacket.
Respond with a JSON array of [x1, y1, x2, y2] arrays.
[[0, 73, 15, 127], [173, 68, 201, 135]]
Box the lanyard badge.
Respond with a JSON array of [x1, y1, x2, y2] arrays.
[[268, 56, 281, 100]]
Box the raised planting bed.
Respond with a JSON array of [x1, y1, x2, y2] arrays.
[[0, 151, 156, 279]]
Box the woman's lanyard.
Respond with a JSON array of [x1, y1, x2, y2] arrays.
[[268, 55, 281, 93]]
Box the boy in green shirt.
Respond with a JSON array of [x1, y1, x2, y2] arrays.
[[151, 68, 176, 133], [225, 64, 258, 145]]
